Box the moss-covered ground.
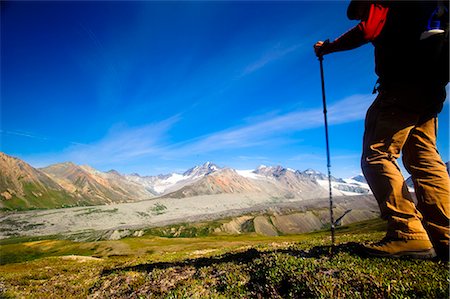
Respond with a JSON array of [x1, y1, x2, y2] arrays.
[[0, 218, 448, 298]]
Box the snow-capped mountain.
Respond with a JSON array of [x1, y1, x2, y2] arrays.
[[163, 166, 329, 200], [1, 152, 373, 211], [183, 161, 220, 177], [301, 168, 327, 180], [253, 165, 290, 178], [163, 168, 264, 198], [350, 174, 367, 184], [300, 168, 345, 183], [126, 162, 221, 195]]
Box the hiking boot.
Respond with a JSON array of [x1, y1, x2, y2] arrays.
[[364, 237, 436, 259]]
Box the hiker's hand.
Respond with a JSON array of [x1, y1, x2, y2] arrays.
[[314, 40, 331, 57]]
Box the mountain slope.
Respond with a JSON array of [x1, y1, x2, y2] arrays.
[[126, 162, 222, 195], [250, 166, 328, 199], [300, 168, 344, 183], [41, 163, 153, 204], [164, 166, 330, 200], [0, 152, 75, 209], [1, 153, 374, 210], [0, 152, 156, 210], [163, 168, 262, 198]]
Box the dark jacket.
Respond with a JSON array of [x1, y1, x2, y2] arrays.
[[373, 1, 448, 112], [331, 1, 448, 112]]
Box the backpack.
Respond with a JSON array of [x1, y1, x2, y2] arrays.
[[367, 1, 449, 112], [417, 1, 449, 86], [348, 1, 448, 87]]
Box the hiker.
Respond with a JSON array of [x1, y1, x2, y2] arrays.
[[314, 0, 449, 260]]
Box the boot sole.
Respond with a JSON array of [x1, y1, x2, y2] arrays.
[[365, 248, 437, 260]]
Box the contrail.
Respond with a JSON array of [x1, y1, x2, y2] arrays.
[[0, 130, 88, 147]]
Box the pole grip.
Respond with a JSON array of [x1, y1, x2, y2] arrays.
[[317, 39, 330, 61]]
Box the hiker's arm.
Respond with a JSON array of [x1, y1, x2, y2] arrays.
[[314, 26, 366, 56], [314, 3, 389, 56]]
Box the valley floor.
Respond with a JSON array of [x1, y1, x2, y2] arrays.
[[0, 194, 378, 240], [0, 219, 448, 298]]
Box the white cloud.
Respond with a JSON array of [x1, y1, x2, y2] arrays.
[[240, 42, 303, 77], [1, 130, 49, 141], [169, 94, 373, 156], [54, 116, 180, 166], [17, 94, 373, 171], [328, 94, 374, 124]]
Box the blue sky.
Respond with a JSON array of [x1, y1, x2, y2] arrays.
[[1, 1, 448, 178]]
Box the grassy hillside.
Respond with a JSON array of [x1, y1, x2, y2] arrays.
[[0, 183, 84, 211], [0, 219, 448, 298]]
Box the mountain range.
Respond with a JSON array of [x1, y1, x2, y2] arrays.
[[0, 152, 371, 210]]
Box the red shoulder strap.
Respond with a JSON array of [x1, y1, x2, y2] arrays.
[[358, 3, 389, 41]]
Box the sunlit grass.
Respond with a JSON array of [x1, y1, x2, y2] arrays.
[[0, 218, 448, 298]]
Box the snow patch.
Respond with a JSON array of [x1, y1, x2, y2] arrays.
[[236, 170, 264, 180], [316, 179, 371, 196], [153, 173, 188, 193], [165, 173, 185, 184]]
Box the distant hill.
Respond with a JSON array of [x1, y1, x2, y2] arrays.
[[41, 163, 153, 205], [300, 168, 344, 183], [0, 152, 372, 210], [350, 174, 367, 184], [0, 153, 154, 210], [163, 168, 262, 198], [0, 152, 76, 209], [163, 164, 370, 200]]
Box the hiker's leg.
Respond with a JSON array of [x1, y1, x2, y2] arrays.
[[361, 92, 429, 240], [402, 116, 450, 256]]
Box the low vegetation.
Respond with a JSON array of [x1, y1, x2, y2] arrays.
[[0, 183, 79, 211], [75, 208, 119, 216], [149, 203, 167, 215], [0, 219, 448, 298]]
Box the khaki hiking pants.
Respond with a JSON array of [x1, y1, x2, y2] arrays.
[[361, 91, 450, 253]]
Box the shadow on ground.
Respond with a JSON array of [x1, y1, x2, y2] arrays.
[[101, 242, 366, 276], [91, 242, 450, 298]]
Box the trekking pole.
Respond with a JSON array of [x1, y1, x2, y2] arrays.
[[318, 43, 335, 247]]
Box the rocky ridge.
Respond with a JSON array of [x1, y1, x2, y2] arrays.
[[1, 152, 371, 210]]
